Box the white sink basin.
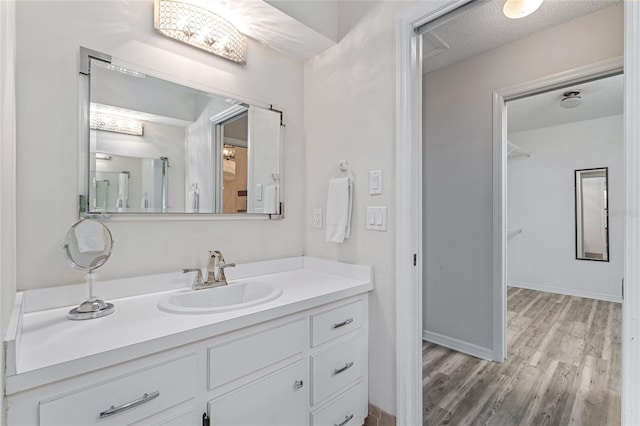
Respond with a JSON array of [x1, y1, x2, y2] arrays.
[[158, 281, 283, 314]]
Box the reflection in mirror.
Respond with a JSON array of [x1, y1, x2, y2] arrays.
[[221, 113, 248, 213], [83, 51, 283, 216], [575, 167, 609, 261]]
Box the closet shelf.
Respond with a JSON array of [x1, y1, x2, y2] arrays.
[[507, 141, 531, 159]]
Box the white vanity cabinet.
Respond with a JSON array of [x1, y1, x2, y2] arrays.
[[6, 294, 369, 426], [308, 300, 368, 426]]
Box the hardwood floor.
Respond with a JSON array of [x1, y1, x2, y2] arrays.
[[423, 287, 621, 426]]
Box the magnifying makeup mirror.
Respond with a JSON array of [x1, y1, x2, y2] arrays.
[[62, 219, 115, 320]]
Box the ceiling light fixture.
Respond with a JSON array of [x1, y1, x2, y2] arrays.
[[560, 90, 583, 109], [95, 153, 113, 161], [153, 0, 247, 64], [90, 111, 144, 136], [503, 0, 544, 19]]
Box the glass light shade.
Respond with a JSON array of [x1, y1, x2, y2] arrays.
[[503, 0, 544, 19], [90, 111, 144, 136], [154, 0, 247, 64], [223, 145, 236, 160]]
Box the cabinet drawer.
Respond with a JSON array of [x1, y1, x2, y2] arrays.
[[311, 301, 362, 347], [39, 354, 197, 426], [209, 318, 306, 389], [208, 360, 309, 426], [311, 335, 362, 405], [312, 383, 367, 426]]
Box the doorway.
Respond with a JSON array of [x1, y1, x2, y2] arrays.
[[395, 1, 640, 425]]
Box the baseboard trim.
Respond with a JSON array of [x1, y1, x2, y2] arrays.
[[422, 330, 493, 361], [509, 280, 622, 303]]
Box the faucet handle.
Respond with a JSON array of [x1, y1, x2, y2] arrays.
[[183, 268, 204, 287], [221, 263, 236, 269]]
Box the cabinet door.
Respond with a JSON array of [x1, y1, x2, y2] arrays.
[[208, 360, 308, 426]]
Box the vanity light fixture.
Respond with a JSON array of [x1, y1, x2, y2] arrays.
[[153, 0, 247, 64], [90, 111, 144, 136], [503, 0, 544, 19], [560, 90, 583, 109]]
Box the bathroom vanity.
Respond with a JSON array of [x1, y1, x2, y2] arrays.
[[4, 257, 372, 426]]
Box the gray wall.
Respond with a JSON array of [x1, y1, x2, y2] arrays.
[[422, 4, 623, 352]]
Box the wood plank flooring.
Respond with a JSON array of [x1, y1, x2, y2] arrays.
[[423, 287, 621, 426]]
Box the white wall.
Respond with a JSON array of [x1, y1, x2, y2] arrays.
[[0, 1, 17, 424], [15, 1, 304, 290], [304, 1, 416, 415], [507, 115, 623, 302], [423, 4, 623, 352], [265, 0, 339, 42]]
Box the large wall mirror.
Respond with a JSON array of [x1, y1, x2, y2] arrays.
[[575, 167, 609, 261], [79, 48, 283, 217]]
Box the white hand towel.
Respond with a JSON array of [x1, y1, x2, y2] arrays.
[[74, 220, 105, 253], [264, 184, 279, 214], [325, 176, 353, 243]]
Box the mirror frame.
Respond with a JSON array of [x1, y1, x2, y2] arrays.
[[575, 166, 609, 262], [77, 47, 285, 220]]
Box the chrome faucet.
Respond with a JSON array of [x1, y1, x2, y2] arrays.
[[183, 250, 236, 290], [207, 250, 236, 285]]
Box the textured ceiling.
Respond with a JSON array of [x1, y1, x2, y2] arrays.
[[507, 73, 623, 133], [423, 0, 620, 73]]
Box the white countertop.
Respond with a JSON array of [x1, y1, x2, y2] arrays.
[[5, 257, 373, 394]]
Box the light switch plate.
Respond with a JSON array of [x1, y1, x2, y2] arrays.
[[313, 208, 323, 229], [366, 206, 387, 231], [369, 170, 383, 195], [256, 184, 263, 201]]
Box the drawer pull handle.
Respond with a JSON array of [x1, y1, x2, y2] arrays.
[[332, 318, 354, 329], [333, 361, 354, 375], [99, 391, 160, 419], [294, 380, 304, 390], [335, 414, 354, 426]]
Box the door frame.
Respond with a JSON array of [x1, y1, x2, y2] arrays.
[[395, 2, 472, 425], [395, 1, 640, 425], [492, 57, 624, 364]]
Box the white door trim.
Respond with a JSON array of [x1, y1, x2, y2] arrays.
[[492, 56, 624, 364], [395, 2, 472, 425], [622, 2, 640, 424], [397, 2, 640, 426]]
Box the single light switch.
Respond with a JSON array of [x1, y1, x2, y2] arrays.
[[368, 209, 375, 225], [256, 184, 263, 201], [369, 170, 383, 195], [313, 208, 323, 229], [375, 211, 383, 226], [366, 206, 387, 231]]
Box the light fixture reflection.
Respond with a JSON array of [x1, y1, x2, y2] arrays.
[[223, 145, 236, 160], [90, 111, 144, 136], [154, 0, 247, 64], [503, 0, 544, 19]]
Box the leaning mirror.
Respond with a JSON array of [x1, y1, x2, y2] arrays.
[[575, 167, 609, 262], [79, 47, 283, 217]]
